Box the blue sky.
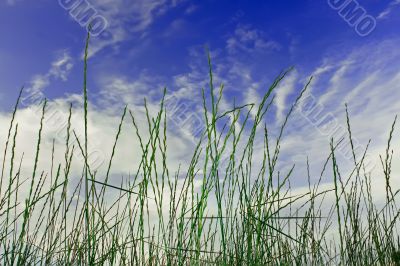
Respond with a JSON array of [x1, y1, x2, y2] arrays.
[[1, 0, 400, 192], [1, 0, 399, 106]]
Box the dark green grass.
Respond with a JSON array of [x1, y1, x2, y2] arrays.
[[0, 35, 399, 265]]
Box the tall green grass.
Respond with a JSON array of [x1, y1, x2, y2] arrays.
[[0, 35, 400, 265]]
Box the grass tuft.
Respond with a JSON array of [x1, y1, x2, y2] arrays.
[[0, 33, 399, 265]]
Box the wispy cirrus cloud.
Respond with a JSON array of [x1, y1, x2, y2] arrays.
[[22, 51, 73, 104], [276, 38, 400, 189], [83, 0, 188, 57], [274, 70, 298, 124], [377, 0, 400, 20]]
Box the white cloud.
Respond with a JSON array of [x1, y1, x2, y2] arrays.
[[377, 10, 391, 20], [226, 24, 281, 55], [377, 0, 400, 20], [2, 28, 400, 248], [317, 59, 354, 109], [83, 0, 187, 57], [3, 0, 186, 57], [5, 0, 19, 5], [184, 4, 198, 15], [21, 51, 73, 108], [275, 38, 400, 195], [274, 70, 298, 124]]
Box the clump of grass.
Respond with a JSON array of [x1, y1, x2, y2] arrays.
[[0, 33, 399, 266]]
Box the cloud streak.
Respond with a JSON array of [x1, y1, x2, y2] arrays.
[[377, 0, 400, 20]]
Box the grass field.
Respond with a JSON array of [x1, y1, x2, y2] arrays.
[[1, 33, 400, 266]]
